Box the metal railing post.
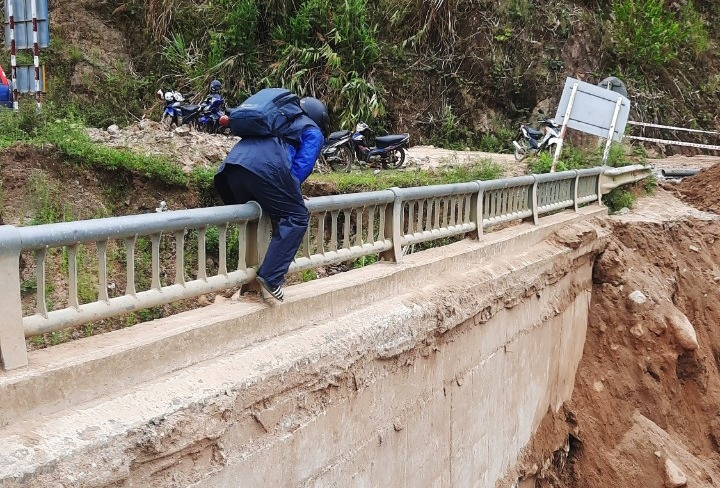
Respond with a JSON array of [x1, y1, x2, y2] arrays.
[[531, 175, 539, 225], [256, 212, 272, 266], [596, 171, 604, 205], [573, 170, 580, 212], [0, 225, 28, 371], [471, 182, 484, 238], [381, 187, 403, 262], [243, 203, 263, 269]]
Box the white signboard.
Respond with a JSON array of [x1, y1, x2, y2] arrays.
[[554, 77, 630, 143]]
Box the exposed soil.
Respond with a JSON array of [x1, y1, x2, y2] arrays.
[[674, 161, 720, 215], [0, 144, 201, 226], [511, 189, 720, 487], [0, 144, 219, 349]]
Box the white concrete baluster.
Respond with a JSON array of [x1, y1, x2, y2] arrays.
[[35, 248, 48, 316]]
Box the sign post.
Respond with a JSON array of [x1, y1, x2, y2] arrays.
[[4, 0, 49, 111], [7, 0, 18, 111], [31, 0, 40, 110], [552, 77, 631, 171], [551, 82, 578, 173]]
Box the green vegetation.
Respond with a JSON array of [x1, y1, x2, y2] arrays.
[[351, 254, 377, 269], [310, 159, 503, 193], [603, 187, 636, 212], [0, 108, 221, 211], [528, 143, 635, 174], [300, 269, 319, 282], [20, 277, 37, 295], [610, 0, 709, 70], [27, 169, 61, 224]]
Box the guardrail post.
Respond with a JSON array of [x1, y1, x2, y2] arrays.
[[572, 170, 580, 212], [256, 212, 272, 265], [0, 225, 28, 371], [531, 175, 539, 225], [471, 182, 484, 238], [597, 170, 604, 205], [243, 203, 264, 269], [380, 187, 403, 262]]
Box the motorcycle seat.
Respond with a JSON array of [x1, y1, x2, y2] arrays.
[[327, 130, 350, 141], [523, 125, 544, 139], [181, 104, 200, 113], [375, 134, 409, 148]]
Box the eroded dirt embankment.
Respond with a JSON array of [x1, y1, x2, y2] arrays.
[[510, 188, 720, 487]]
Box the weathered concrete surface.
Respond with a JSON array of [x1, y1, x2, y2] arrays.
[[0, 208, 607, 488], [0, 206, 605, 429]]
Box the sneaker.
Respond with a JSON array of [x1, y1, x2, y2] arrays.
[[256, 275, 284, 302]]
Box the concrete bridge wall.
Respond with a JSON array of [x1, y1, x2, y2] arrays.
[[0, 208, 606, 488]]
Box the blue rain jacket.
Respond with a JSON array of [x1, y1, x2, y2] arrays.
[[218, 115, 323, 187]]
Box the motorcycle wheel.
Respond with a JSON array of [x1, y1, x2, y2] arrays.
[[315, 154, 331, 174], [513, 140, 530, 162], [382, 148, 406, 169], [328, 145, 353, 173], [160, 113, 174, 130]]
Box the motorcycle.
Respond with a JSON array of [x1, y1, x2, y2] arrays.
[[512, 115, 561, 161], [352, 122, 410, 169], [157, 89, 201, 129], [195, 93, 230, 135], [321, 129, 355, 172]]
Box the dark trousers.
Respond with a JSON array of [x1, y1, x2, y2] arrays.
[[215, 164, 308, 288]]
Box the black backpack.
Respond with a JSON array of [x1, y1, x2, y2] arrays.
[[228, 88, 305, 138]]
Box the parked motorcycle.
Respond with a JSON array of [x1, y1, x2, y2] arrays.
[[512, 115, 561, 161], [321, 129, 355, 172], [195, 92, 230, 135], [352, 122, 410, 169], [157, 80, 229, 133], [157, 89, 202, 129]]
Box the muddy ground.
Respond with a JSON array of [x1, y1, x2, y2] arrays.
[[510, 184, 720, 487]]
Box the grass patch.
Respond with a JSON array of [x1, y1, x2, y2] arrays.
[[27, 169, 61, 225], [610, 0, 709, 70], [310, 159, 504, 193], [529, 142, 636, 174], [603, 187, 637, 212], [40, 119, 188, 186], [0, 108, 220, 209]]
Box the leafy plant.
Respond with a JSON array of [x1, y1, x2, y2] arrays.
[[610, 0, 708, 69], [603, 187, 636, 212], [27, 169, 60, 224]]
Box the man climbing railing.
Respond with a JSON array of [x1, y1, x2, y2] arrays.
[[0, 168, 606, 371]]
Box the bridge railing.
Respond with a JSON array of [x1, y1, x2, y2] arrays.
[[0, 168, 604, 371]]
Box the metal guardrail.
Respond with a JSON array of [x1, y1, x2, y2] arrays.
[[0, 168, 606, 371], [600, 164, 652, 194]]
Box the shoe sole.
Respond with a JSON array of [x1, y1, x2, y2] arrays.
[[256, 276, 284, 302]]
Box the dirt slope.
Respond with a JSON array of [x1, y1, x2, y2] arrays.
[[675, 162, 720, 215], [510, 190, 720, 487]]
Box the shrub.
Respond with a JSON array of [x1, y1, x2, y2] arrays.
[[610, 0, 708, 69], [603, 187, 636, 212]]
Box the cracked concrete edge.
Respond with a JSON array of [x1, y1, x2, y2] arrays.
[[0, 219, 607, 486]]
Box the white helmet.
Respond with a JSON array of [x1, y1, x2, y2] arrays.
[[355, 122, 369, 132], [163, 91, 174, 102], [172, 91, 184, 102]]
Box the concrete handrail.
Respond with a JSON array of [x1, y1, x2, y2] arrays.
[[0, 168, 609, 371]]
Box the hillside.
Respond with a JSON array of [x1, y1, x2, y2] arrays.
[[17, 0, 719, 150]]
